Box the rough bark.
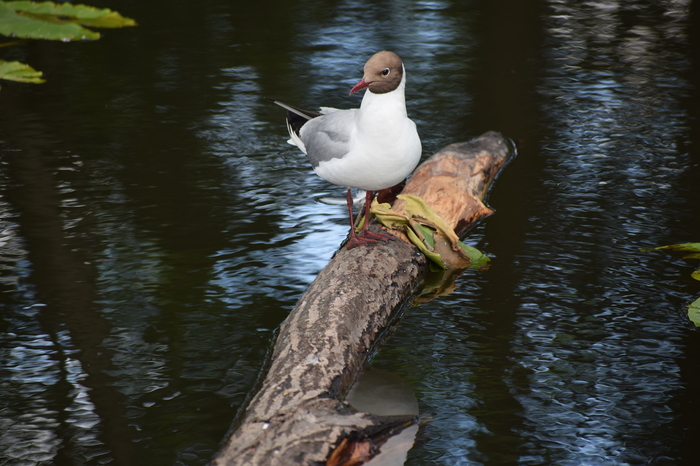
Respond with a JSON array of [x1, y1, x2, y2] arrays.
[[213, 131, 513, 466]]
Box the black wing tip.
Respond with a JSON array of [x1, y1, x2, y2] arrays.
[[287, 111, 309, 137]]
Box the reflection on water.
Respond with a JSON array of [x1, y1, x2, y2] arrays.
[[509, 2, 691, 463], [373, 1, 696, 465], [0, 0, 698, 465]]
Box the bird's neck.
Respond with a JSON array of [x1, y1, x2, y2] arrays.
[[360, 77, 407, 116]]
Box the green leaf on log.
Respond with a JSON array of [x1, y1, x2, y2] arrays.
[[372, 194, 489, 270], [458, 242, 490, 269]]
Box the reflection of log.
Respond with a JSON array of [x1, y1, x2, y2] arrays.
[[2, 91, 136, 464], [213, 131, 513, 465]]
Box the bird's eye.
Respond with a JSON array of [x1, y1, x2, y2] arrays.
[[381, 68, 390, 76]]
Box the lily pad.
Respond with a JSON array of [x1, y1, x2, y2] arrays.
[[692, 268, 700, 282], [650, 242, 700, 327], [0, 1, 136, 41], [650, 242, 700, 253], [688, 297, 700, 327], [0, 59, 44, 83]]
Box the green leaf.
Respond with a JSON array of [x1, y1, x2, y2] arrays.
[[372, 195, 490, 270], [0, 59, 44, 82], [0, 1, 136, 41], [413, 223, 436, 249], [653, 242, 700, 253], [649, 242, 700, 326], [458, 242, 490, 269], [692, 268, 700, 282], [688, 297, 700, 327], [405, 227, 446, 269]]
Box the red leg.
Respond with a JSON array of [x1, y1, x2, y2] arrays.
[[345, 189, 369, 249], [358, 190, 395, 242], [345, 189, 395, 249]]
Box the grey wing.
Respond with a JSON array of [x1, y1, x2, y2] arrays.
[[300, 109, 357, 168]]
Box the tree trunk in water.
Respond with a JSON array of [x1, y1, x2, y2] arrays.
[[213, 131, 514, 465]]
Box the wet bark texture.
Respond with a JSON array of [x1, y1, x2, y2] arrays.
[[213, 131, 513, 465]]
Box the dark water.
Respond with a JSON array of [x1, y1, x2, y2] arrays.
[[1, 0, 699, 464]]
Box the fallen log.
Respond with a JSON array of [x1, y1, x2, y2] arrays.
[[213, 131, 514, 465]]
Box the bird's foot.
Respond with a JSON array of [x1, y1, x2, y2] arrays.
[[360, 229, 395, 242], [345, 228, 394, 250], [345, 235, 373, 250]]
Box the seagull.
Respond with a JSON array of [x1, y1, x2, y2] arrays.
[[269, 50, 422, 249]]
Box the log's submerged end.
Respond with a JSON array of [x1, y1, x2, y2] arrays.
[[213, 132, 514, 466]]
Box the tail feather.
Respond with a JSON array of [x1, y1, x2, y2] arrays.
[[265, 98, 321, 120], [267, 97, 322, 153]]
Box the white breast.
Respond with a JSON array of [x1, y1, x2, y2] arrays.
[[312, 75, 421, 191]]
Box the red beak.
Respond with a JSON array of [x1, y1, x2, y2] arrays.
[[349, 78, 371, 95]]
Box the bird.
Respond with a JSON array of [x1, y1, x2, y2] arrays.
[[269, 50, 422, 249]]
